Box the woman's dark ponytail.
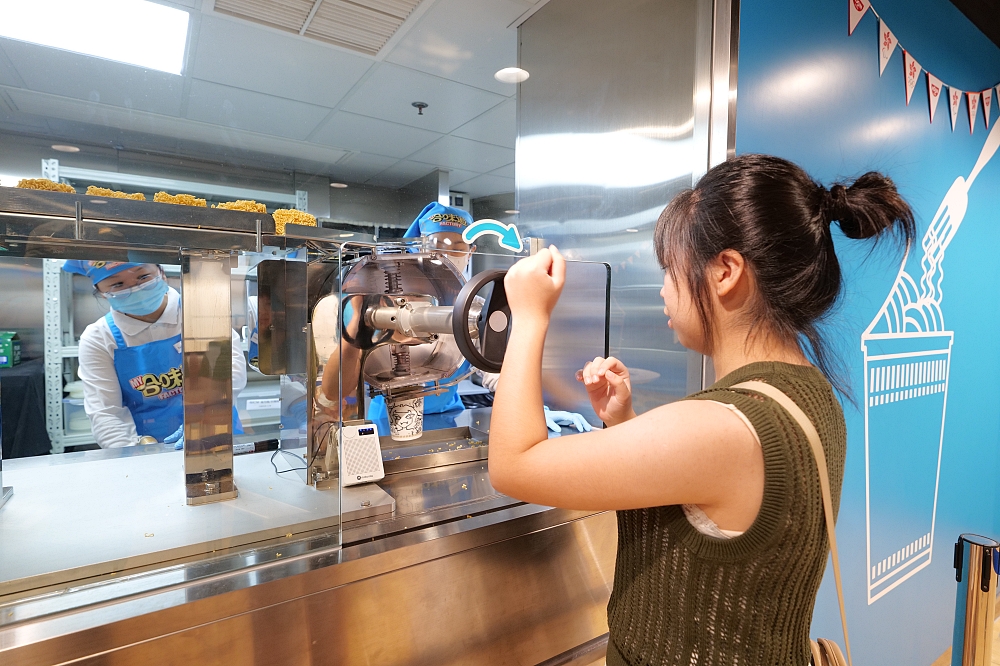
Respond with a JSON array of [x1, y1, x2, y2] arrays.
[[654, 154, 916, 396], [821, 172, 915, 242]]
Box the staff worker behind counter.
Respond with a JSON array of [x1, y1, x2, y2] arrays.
[[490, 155, 915, 665], [64, 261, 247, 449]]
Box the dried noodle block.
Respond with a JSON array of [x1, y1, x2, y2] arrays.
[[16, 178, 75, 193]]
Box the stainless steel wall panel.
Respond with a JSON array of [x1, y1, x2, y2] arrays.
[[516, 0, 715, 409]]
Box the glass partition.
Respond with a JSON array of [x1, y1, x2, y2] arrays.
[[0, 0, 694, 619]]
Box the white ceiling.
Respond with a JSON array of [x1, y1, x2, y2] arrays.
[[0, 0, 538, 198]]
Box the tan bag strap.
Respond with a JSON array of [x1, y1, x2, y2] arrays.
[[731, 381, 853, 666]]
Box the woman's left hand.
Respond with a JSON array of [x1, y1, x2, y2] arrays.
[[503, 246, 566, 325]]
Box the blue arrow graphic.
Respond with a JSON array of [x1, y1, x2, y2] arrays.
[[463, 219, 523, 252]]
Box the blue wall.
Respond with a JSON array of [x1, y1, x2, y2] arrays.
[[737, 1, 1000, 663]]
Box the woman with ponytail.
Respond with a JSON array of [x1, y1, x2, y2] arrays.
[[488, 154, 914, 665]]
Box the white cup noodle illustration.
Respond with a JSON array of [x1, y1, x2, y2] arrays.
[[862, 120, 1000, 604], [387, 395, 424, 441]]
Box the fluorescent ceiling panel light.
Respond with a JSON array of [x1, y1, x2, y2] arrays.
[[0, 0, 190, 75]]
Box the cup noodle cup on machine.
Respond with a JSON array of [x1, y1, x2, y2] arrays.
[[387, 395, 424, 441]]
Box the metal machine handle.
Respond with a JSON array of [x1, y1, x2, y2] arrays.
[[452, 270, 509, 373]]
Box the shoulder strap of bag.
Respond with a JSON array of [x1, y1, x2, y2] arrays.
[[730, 380, 852, 666]]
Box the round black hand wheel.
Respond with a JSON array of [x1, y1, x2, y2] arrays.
[[452, 269, 509, 373]]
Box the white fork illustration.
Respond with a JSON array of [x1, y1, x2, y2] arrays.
[[871, 120, 1000, 335]]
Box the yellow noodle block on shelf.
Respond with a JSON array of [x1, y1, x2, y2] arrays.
[[85, 186, 146, 201], [153, 191, 207, 207], [16, 178, 75, 193], [213, 200, 267, 213], [272, 208, 317, 235]]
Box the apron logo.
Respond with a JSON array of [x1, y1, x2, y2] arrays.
[[129, 366, 183, 398]]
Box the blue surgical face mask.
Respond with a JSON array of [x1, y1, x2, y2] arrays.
[[104, 276, 169, 316]]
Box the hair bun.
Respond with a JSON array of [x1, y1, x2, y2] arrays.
[[822, 184, 850, 226], [821, 172, 914, 241]]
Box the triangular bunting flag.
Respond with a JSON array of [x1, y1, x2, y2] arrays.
[[949, 86, 963, 131], [967, 92, 981, 134], [984, 89, 993, 129], [927, 72, 943, 123], [879, 20, 898, 76], [903, 51, 922, 105], [849, 0, 871, 36]]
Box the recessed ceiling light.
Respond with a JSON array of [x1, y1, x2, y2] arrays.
[[495, 67, 529, 84], [625, 228, 640, 233], [0, 0, 190, 76], [51, 144, 80, 153], [504, 210, 519, 215], [330, 183, 348, 188]]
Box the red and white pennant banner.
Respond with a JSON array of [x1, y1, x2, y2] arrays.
[[983, 89, 993, 129], [878, 19, 897, 76], [967, 92, 981, 134], [851, 1, 1000, 134], [927, 73, 943, 123], [903, 51, 921, 105], [849, 0, 871, 36], [949, 87, 962, 132]]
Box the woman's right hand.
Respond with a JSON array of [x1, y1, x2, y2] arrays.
[[576, 356, 636, 426]]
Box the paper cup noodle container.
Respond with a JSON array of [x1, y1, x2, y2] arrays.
[[862, 332, 952, 602], [387, 396, 424, 441]]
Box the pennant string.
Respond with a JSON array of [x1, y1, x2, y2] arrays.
[[857, 2, 1000, 100]]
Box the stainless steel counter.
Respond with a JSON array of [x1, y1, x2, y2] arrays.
[[0, 429, 618, 665]]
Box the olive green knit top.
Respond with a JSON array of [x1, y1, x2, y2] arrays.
[[606, 362, 847, 666]]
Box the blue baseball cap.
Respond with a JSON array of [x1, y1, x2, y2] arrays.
[[403, 202, 473, 238], [62, 260, 145, 285]]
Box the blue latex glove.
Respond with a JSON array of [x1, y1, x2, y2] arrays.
[[543, 406, 593, 433], [163, 425, 185, 450]]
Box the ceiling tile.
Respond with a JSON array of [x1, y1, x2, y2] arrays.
[[310, 111, 442, 158], [193, 15, 373, 109], [4, 87, 350, 167], [365, 159, 437, 188], [0, 43, 23, 88], [340, 62, 506, 134], [0, 38, 184, 116], [384, 0, 525, 96], [185, 80, 330, 140], [328, 152, 400, 181], [444, 169, 480, 188], [407, 135, 514, 173], [451, 98, 515, 147], [488, 162, 515, 179], [448, 173, 515, 198]]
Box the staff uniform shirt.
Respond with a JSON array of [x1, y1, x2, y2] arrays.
[[77, 287, 248, 448]]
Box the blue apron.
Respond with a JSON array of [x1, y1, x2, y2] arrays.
[[367, 361, 468, 423], [106, 313, 243, 441]]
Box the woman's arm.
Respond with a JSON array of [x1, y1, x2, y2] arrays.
[[78, 329, 139, 448], [230, 329, 247, 394], [489, 248, 763, 517]]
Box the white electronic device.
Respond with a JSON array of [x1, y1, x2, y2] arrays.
[[341, 423, 385, 487]]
